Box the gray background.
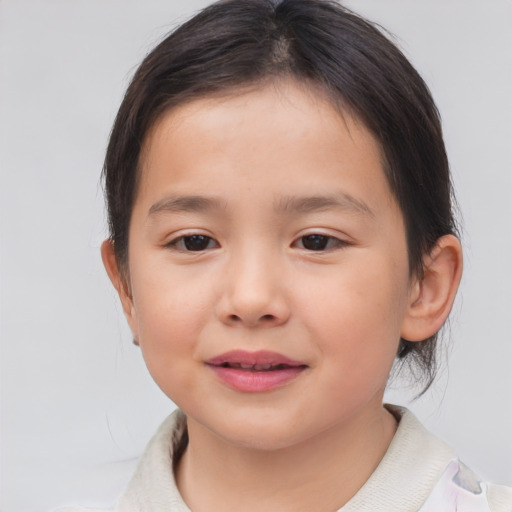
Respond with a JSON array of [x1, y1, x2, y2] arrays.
[[1, 1, 511, 510]]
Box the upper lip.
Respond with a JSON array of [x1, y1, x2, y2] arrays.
[[206, 350, 307, 369]]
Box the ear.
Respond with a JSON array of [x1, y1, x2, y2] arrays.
[[401, 234, 463, 342], [100, 239, 139, 343]]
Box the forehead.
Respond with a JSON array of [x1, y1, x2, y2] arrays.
[[136, 81, 398, 220]]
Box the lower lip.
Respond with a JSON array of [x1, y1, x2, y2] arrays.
[[208, 365, 306, 392]]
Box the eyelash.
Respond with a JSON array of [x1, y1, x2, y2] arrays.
[[166, 234, 219, 252], [293, 234, 347, 252], [166, 233, 347, 253]]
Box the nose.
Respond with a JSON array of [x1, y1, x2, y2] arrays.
[[216, 249, 291, 328]]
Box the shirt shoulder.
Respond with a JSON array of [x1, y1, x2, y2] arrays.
[[341, 405, 512, 512], [487, 483, 512, 512], [418, 458, 512, 512]]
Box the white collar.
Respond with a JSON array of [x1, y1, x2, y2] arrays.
[[116, 406, 456, 512]]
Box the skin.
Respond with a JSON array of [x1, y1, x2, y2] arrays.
[[102, 81, 462, 512]]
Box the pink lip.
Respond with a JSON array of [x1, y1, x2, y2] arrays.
[[206, 350, 308, 393]]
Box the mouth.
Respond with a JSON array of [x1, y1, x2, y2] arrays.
[[206, 350, 308, 392], [214, 362, 303, 371]]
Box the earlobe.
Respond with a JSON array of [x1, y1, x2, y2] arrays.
[[100, 240, 139, 337], [401, 234, 463, 342]]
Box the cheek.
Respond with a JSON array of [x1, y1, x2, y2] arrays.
[[298, 255, 409, 378], [133, 291, 207, 404], [130, 251, 213, 333], [128, 259, 215, 386]]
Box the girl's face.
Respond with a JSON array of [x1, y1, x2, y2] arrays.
[[117, 82, 417, 449]]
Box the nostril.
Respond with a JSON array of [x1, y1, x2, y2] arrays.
[[227, 313, 276, 324]]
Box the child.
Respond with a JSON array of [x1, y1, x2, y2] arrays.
[[65, 0, 512, 510]]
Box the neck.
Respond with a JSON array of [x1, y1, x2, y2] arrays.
[[175, 403, 397, 512]]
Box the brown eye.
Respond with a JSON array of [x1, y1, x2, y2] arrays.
[[183, 235, 214, 251], [298, 234, 344, 251], [168, 234, 218, 251], [301, 235, 329, 251]]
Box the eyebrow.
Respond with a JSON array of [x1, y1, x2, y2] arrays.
[[147, 192, 374, 218], [276, 193, 375, 218], [148, 195, 225, 217]]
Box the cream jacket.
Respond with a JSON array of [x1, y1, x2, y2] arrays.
[[60, 406, 512, 512]]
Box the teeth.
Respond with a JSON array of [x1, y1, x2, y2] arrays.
[[224, 363, 277, 371], [220, 362, 292, 371], [254, 363, 272, 371]]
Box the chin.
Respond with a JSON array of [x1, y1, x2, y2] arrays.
[[222, 428, 304, 452], [213, 412, 318, 452]]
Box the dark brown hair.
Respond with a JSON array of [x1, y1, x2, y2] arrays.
[[104, 0, 459, 392]]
